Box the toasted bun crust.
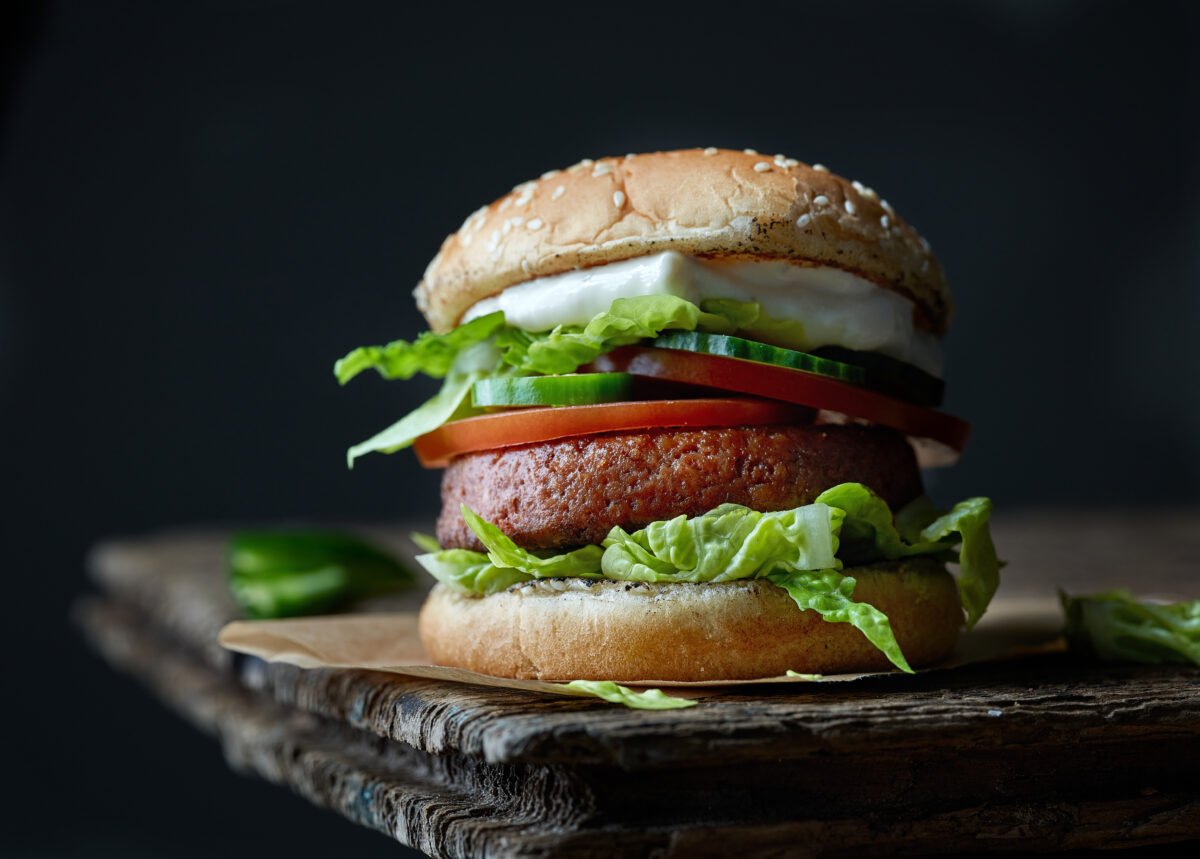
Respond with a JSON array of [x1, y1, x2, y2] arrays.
[[415, 148, 950, 335], [418, 561, 962, 682]]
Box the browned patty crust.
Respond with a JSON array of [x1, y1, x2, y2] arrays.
[[437, 423, 922, 551]]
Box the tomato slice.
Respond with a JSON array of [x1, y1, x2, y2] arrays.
[[413, 398, 811, 468], [593, 346, 971, 452]]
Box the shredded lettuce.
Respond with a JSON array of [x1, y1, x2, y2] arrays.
[[553, 680, 697, 709], [1062, 590, 1200, 666]]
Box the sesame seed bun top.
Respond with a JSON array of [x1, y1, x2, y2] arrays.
[[415, 148, 951, 335]]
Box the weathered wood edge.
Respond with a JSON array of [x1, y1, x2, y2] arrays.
[[239, 654, 1200, 769], [87, 528, 1200, 770], [76, 596, 1200, 857]]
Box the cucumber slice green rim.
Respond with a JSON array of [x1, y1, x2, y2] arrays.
[[652, 332, 865, 384], [812, 346, 944, 407], [472, 372, 635, 408]]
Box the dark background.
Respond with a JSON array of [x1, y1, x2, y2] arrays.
[[3, 1, 1197, 855]]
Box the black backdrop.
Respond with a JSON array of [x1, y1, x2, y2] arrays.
[[3, 1, 1198, 855]]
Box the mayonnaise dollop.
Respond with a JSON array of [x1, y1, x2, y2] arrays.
[[462, 252, 943, 377]]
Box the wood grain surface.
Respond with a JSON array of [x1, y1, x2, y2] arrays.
[[77, 511, 1200, 856]]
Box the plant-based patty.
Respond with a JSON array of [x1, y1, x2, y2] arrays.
[[437, 423, 922, 551]]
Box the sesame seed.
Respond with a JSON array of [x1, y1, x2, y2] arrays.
[[754, 161, 772, 173], [784, 158, 799, 167], [541, 169, 561, 180], [880, 214, 891, 229], [512, 180, 536, 193], [520, 259, 532, 274], [861, 185, 878, 200], [498, 197, 513, 212], [851, 180, 866, 194], [813, 194, 830, 205], [526, 217, 543, 230], [592, 162, 614, 177], [744, 148, 758, 155], [796, 213, 812, 228], [919, 236, 932, 252], [812, 163, 829, 172], [625, 153, 636, 159], [881, 199, 894, 213], [703, 147, 718, 156], [580, 158, 594, 166], [552, 185, 565, 201], [613, 190, 626, 207], [845, 199, 857, 215]]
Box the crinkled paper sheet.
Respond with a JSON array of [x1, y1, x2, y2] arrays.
[[219, 595, 1066, 701]]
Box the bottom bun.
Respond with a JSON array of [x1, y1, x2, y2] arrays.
[[417, 561, 962, 682]]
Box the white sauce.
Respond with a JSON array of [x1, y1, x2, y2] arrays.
[[462, 251, 943, 377]]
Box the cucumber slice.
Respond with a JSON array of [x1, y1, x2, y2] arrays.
[[812, 347, 945, 407], [652, 332, 866, 384], [472, 372, 635, 407]]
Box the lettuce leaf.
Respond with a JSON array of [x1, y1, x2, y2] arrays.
[[346, 371, 481, 466], [494, 294, 752, 376], [414, 505, 603, 595], [920, 497, 998, 628], [601, 502, 842, 583], [339, 296, 764, 462], [816, 484, 999, 628], [335, 312, 506, 383], [767, 568, 913, 673], [553, 680, 697, 709], [462, 505, 604, 578], [1062, 590, 1200, 666], [414, 547, 532, 596], [408, 532, 443, 553]]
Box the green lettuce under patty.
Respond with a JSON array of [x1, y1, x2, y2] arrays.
[[413, 483, 1000, 673], [336, 295, 768, 464]]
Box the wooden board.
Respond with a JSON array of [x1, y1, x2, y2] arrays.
[[76, 512, 1200, 856]]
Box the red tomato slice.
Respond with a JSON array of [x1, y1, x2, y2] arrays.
[[413, 398, 810, 468], [594, 346, 971, 452]]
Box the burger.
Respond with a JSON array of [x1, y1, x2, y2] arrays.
[[336, 148, 999, 682]]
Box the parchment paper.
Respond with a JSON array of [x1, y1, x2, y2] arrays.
[[218, 594, 1066, 699]]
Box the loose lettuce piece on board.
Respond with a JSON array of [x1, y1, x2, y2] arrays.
[[1062, 590, 1200, 667], [554, 680, 697, 709]]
